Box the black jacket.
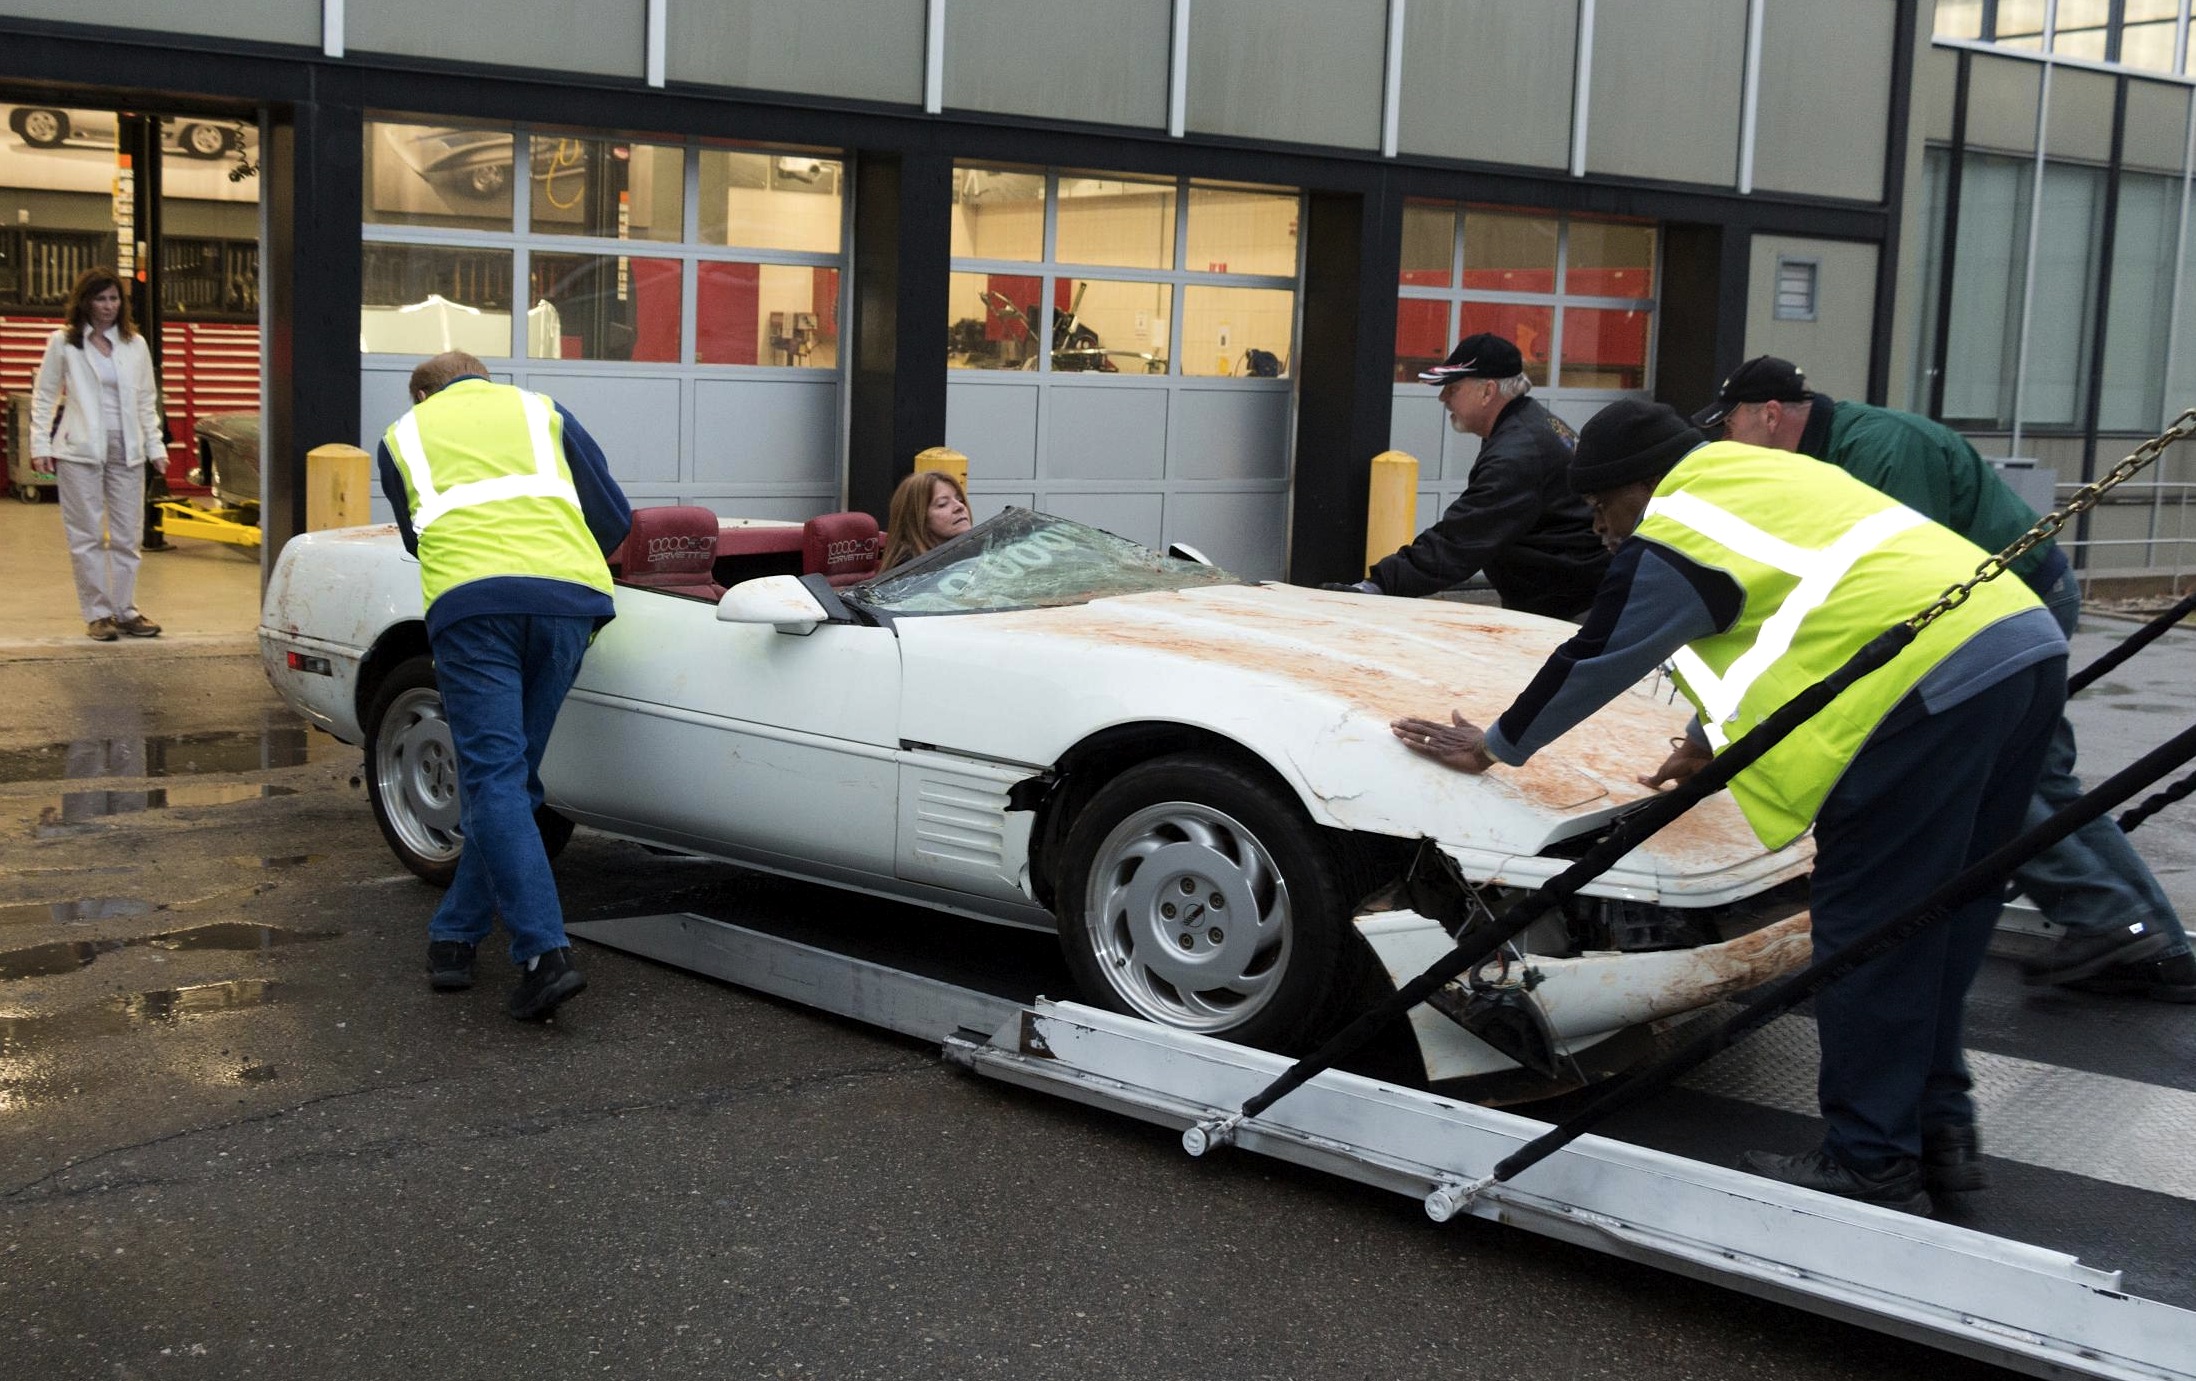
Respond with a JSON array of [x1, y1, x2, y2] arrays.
[[1368, 396, 1609, 618]]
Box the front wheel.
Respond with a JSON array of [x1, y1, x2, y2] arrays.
[[16, 108, 67, 147], [1054, 754, 1362, 1053]]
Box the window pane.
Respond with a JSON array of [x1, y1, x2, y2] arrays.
[[1401, 200, 1455, 286], [1057, 175, 1177, 270], [1994, 0, 2048, 42], [699, 149, 844, 252], [1458, 301, 1552, 385], [2120, 21, 2181, 72], [2022, 163, 2105, 427], [2100, 173, 2176, 429], [1394, 298, 1454, 382], [1185, 185, 1298, 277], [1561, 307, 1651, 390], [364, 121, 513, 231], [697, 263, 840, 367], [1056, 279, 1171, 373], [1461, 210, 1557, 293], [952, 164, 1044, 261], [360, 244, 514, 356], [1181, 286, 1293, 377], [1934, 0, 1984, 39], [1567, 218, 1657, 299], [1909, 147, 1952, 413], [2053, 27, 2109, 61], [530, 136, 683, 242], [949, 270, 1045, 369], [527, 252, 681, 362], [1943, 154, 2031, 423]]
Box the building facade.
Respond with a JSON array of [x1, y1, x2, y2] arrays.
[[3, 2, 1928, 584]]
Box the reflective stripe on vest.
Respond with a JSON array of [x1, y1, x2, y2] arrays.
[[1653, 490, 1927, 748], [387, 390, 580, 534]]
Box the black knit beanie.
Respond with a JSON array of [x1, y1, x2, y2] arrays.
[[1568, 398, 1703, 494]]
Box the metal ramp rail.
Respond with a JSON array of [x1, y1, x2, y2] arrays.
[[568, 911, 2196, 1381]]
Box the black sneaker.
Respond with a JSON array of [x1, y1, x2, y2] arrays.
[[2064, 950, 2196, 1004], [2021, 922, 2173, 986], [1737, 1147, 1931, 1214], [507, 946, 586, 1021], [427, 939, 476, 992], [1921, 1122, 1987, 1195]]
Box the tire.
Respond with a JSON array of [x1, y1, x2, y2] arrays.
[[364, 656, 464, 886], [16, 108, 66, 147], [176, 122, 230, 158], [362, 654, 576, 886], [1053, 753, 1363, 1053], [463, 163, 508, 197]]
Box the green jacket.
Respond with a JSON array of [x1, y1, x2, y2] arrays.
[[1800, 396, 2053, 583]]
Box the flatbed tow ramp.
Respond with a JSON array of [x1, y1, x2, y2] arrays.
[[569, 909, 2196, 1381]]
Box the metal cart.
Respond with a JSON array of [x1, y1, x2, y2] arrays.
[[5, 391, 58, 503]]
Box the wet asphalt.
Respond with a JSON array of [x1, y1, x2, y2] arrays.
[[2, 628, 2189, 1379]]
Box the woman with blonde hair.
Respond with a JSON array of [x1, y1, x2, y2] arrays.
[[880, 468, 972, 571], [30, 266, 167, 641]]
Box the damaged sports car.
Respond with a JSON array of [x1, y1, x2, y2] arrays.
[[260, 505, 1813, 1085]]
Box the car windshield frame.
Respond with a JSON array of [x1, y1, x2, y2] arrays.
[[840, 508, 1245, 617]]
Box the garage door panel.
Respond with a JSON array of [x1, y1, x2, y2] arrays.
[[1166, 489, 1287, 581], [693, 378, 839, 485], [536, 374, 685, 483], [1043, 491, 1165, 549], [946, 383, 1040, 480], [1046, 386, 1168, 481], [1169, 388, 1290, 480]]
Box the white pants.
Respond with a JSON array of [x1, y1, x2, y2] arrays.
[[56, 434, 144, 624]]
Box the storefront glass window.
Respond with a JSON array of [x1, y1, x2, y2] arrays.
[[1057, 175, 1176, 270], [526, 252, 680, 361], [699, 149, 843, 253], [1058, 279, 1172, 373], [1560, 307, 1651, 391], [1462, 210, 1558, 293], [1185, 186, 1298, 278], [951, 165, 1045, 262], [697, 263, 841, 368], [1400, 201, 1455, 287], [360, 244, 514, 356], [1182, 286, 1293, 378], [529, 136, 682, 243], [2101, 171, 2177, 429], [363, 121, 513, 232], [1566, 218, 1657, 299], [1458, 302, 1554, 386], [1933, 0, 1985, 39]]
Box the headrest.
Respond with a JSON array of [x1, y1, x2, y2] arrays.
[[622, 506, 721, 579], [803, 511, 883, 578]]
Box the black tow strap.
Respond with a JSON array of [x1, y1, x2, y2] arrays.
[[1232, 624, 1916, 1125], [2066, 585, 2196, 696], [1491, 715, 2196, 1186]]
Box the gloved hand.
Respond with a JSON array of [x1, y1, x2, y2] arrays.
[[1319, 580, 1382, 594]]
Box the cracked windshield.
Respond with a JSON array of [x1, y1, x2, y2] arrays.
[[847, 509, 1243, 615]]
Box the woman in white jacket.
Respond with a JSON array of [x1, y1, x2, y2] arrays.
[[31, 266, 166, 641]]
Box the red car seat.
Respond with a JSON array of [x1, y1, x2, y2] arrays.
[[614, 505, 725, 601], [803, 511, 884, 587]]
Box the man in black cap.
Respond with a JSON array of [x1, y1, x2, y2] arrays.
[[1334, 332, 1608, 619], [1700, 356, 2192, 1004], [1392, 398, 2066, 1214]]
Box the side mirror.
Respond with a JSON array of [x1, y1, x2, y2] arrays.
[[716, 575, 828, 636]]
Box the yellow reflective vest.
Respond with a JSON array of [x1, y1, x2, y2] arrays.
[[1639, 441, 2042, 849], [383, 379, 614, 610]]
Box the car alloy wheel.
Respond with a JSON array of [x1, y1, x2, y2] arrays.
[[178, 122, 229, 158], [374, 682, 464, 881], [18, 108, 66, 147]]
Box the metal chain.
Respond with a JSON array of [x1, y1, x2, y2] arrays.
[[1906, 407, 2196, 634]]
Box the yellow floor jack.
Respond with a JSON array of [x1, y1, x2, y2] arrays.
[[158, 469, 261, 551]]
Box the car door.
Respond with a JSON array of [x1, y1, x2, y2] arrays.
[[542, 583, 902, 876]]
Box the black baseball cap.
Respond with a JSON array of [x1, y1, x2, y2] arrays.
[[1419, 332, 1524, 385], [1695, 355, 1812, 426]]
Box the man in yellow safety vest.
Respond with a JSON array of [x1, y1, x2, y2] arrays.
[[377, 350, 632, 1021], [1393, 398, 2066, 1214]]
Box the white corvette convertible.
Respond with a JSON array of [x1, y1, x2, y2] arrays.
[[260, 505, 1814, 1083]]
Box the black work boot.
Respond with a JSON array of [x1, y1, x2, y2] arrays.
[[507, 946, 586, 1021], [427, 940, 476, 992], [2022, 921, 2173, 986], [2065, 951, 2196, 1004], [1921, 1122, 1987, 1195], [1737, 1147, 1931, 1215]]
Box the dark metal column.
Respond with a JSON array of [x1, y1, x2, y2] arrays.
[[261, 80, 363, 575], [1288, 179, 1402, 585], [2073, 74, 2132, 560], [1868, 0, 1922, 404], [1655, 223, 1752, 414], [117, 113, 163, 365], [847, 149, 951, 519], [1928, 50, 1972, 421]]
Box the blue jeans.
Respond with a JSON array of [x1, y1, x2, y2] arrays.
[[1810, 659, 2065, 1174], [425, 612, 594, 965], [2011, 558, 2191, 956]]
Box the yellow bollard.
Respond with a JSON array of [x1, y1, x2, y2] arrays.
[[307, 443, 372, 531], [1364, 450, 1419, 576], [913, 445, 969, 492]]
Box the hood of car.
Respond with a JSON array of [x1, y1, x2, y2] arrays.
[[893, 582, 1811, 902]]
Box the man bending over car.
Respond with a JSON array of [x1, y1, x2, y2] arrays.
[[376, 350, 632, 1020]]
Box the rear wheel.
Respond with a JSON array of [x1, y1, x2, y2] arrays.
[[16, 108, 66, 147], [1054, 754, 1361, 1053], [176, 122, 231, 158], [365, 656, 463, 885]]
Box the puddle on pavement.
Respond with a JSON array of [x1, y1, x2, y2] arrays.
[[0, 924, 338, 980], [0, 978, 278, 1055], [0, 727, 327, 785], [0, 898, 153, 928], [37, 782, 299, 826]]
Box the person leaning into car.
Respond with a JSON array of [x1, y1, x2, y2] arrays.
[[29, 266, 167, 642], [1330, 333, 1609, 619], [375, 350, 632, 1021], [1392, 399, 2066, 1216]]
